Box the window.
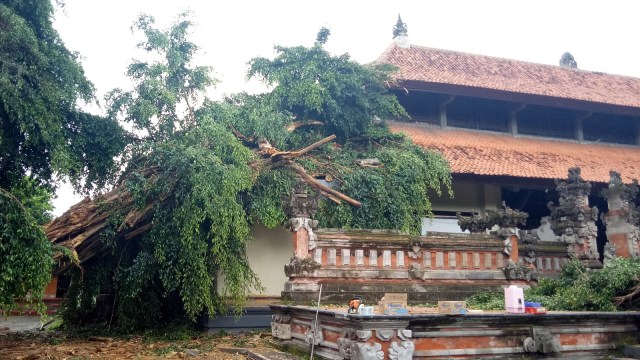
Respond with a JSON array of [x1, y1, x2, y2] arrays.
[[517, 105, 575, 139], [394, 90, 441, 124], [583, 113, 637, 145], [447, 96, 510, 132]]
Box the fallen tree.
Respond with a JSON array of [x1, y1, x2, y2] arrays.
[[50, 19, 451, 329]]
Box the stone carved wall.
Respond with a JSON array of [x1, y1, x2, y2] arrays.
[[457, 201, 528, 233], [548, 167, 600, 264], [602, 171, 640, 259]]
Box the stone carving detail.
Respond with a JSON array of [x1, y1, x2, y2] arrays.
[[548, 167, 599, 261], [520, 230, 539, 264], [351, 342, 384, 360], [397, 329, 412, 340], [282, 180, 319, 219], [271, 323, 292, 339], [375, 329, 394, 341], [355, 330, 372, 341], [284, 255, 320, 277], [602, 171, 639, 210], [389, 341, 415, 360], [457, 202, 528, 233], [287, 217, 319, 250], [304, 325, 323, 346], [524, 327, 561, 354], [408, 238, 422, 258], [503, 259, 532, 281], [337, 337, 354, 359], [408, 263, 423, 280], [602, 171, 640, 258], [559, 52, 578, 68], [271, 314, 292, 323], [603, 242, 616, 266], [283, 181, 320, 250]]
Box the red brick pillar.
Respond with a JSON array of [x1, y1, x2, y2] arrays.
[[509, 235, 519, 263], [292, 225, 310, 259]]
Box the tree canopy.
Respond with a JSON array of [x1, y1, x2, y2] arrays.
[[0, 0, 127, 313], [43, 18, 451, 329], [0, 0, 126, 191]]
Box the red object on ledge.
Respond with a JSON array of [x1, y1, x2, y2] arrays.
[[525, 306, 547, 315]]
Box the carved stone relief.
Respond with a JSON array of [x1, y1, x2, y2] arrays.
[[271, 323, 292, 339], [304, 326, 323, 346], [457, 202, 528, 233], [408, 263, 423, 279], [503, 259, 532, 281], [548, 167, 599, 261], [287, 217, 319, 250], [284, 255, 320, 277], [351, 342, 384, 360], [389, 341, 415, 360], [375, 329, 394, 341]]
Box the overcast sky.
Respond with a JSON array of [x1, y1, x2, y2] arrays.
[[50, 0, 640, 215]]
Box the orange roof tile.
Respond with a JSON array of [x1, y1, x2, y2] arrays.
[[377, 44, 640, 112], [389, 122, 640, 183]]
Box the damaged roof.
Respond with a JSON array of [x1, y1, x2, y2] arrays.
[[389, 122, 640, 183]]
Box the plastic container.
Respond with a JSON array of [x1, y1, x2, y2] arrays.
[[504, 285, 525, 313]]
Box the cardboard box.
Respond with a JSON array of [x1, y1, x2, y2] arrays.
[[437, 301, 467, 315], [381, 293, 409, 315]]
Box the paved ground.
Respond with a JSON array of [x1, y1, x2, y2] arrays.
[[0, 316, 43, 332]]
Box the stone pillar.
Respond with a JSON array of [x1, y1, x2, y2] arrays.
[[283, 181, 319, 259], [548, 167, 601, 267], [601, 171, 640, 259]]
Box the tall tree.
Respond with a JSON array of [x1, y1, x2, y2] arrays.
[[0, 0, 126, 314], [0, 0, 125, 191]]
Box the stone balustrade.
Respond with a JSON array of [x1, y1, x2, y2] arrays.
[[282, 228, 570, 303]]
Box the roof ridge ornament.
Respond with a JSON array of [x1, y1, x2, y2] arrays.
[[559, 52, 578, 69], [392, 14, 410, 48]]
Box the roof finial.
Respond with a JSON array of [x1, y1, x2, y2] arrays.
[[392, 14, 408, 39], [392, 14, 410, 48], [559, 52, 578, 69]]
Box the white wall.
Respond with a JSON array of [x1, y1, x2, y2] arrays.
[[217, 223, 292, 297]]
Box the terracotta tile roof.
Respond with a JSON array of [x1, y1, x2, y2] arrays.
[[389, 122, 640, 183], [377, 44, 640, 111]]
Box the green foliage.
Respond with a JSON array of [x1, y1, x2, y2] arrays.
[[106, 13, 214, 142], [0, 1, 125, 191], [241, 30, 451, 234], [63, 16, 260, 330], [466, 291, 505, 310], [466, 258, 640, 312], [8, 176, 54, 225], [0, 188, 52, 314], [248, 27, 408, 139], [527, 258, 640, 311]]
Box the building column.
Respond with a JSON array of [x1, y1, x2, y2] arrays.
[[439, 96, 455, 129], [509, 104, 526, 136]]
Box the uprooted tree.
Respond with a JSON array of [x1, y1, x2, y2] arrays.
[[47, 16, 451, 329]]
